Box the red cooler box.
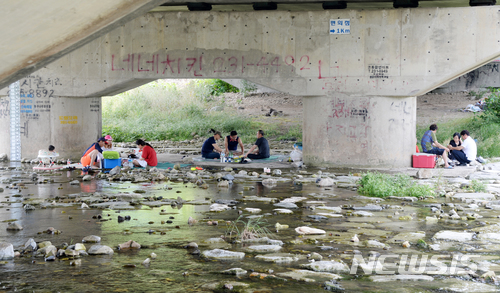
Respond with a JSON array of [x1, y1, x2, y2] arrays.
[[412, 153, 436, 168]]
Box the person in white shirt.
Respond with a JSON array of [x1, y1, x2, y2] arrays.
[[449, 130, 476, 164], [460, 130, 477, 162]]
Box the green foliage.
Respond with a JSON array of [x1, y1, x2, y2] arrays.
[[468, 179, 486, 193], [358, 172, 434, 198], [207, 79, 239, 96], [240, 80, 258, 97], [225, 216, 274, 241], [481, 87, 500, 122]]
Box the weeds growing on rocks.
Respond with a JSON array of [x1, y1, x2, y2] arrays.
[[225, 216, 273, 241], [358, 172, 434, 198]]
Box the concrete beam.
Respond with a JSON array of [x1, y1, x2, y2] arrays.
[[0, 0, 166, 90], [3, 7, 499, 98]]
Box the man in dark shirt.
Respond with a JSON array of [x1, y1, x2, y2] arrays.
[[244, 130, 270, 160], [201, 131, 223, 159]]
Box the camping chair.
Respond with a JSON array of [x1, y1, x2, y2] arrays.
[[37, 150, 58, 168]]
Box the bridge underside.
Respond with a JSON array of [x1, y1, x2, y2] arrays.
[[1, 7, 499, 167]]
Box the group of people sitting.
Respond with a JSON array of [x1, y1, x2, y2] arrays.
[[201, 130, 270, 160], [81, 136, 158, 169], [421, 124, 477, 168], [77, 129, 269, 170]]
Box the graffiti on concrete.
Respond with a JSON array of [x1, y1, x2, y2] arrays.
[[0, 98, 9, 118], [326, 97, 371, 148], [111, 53, 312, 76]]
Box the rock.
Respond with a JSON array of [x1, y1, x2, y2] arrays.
[[452, 193, 495, 201], [352, 211, 373, 217], [317, 177, 335, 187], [273, 202, 298, 209], [23, 204, 35, 210], [278, 270, 341, 283], [273, 208, 294, 214], [41, 245, 57, 257], [272, 169, 282, 176], [255, 253, 303, 263], [0, 242, 14, 260], [82, 175, 92, 181], [402, 241, 411, 248], [217, 180, 230, 187], [262, 178, 277, 186], [295, 226, 326, 235], [70, 259, 82, 266], [438, 279, 498, 292], [24, 238, 37, 251], [182, 156, 194, 164], [238, 170, 248, 176], [353, 204, 383, 211], [351, 235, 359, 242], [185, 242, 198, 249], [301, 260, 349, 273], [188, 216, 197, 225], [81, 203, 89, 209], [118, 240, 141, 250], [6, 222, 23, 231], [88, 245, 114, 255], [365, 240, 387, 248], [209, 203, 231, 212], [142, 258, 151, 265], [433, 231, 474, 242], [387, 232, 426, 244], [275, 223, 289, 231], [82, 235, 101, 243], [221, 268, 247, 275], [417, 169, 433, 179], [109, 166, 121, 176], [369, 275, 434, 282], [70, 180, 80, 185], [315, 206, 342, 213], [0, 153, 8, 162], [316, 213, 343, 218], [244, 208, 262, 213], [65, 249, 79, 257], [201, 249, 245, 260], [74, 243, 86, 251], [247, 245, 282, 253], [310, 252, 323, 261], [150, 252, 157, 259]]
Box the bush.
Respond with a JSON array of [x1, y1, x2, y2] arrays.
[[483, 87, 500, 121], [358, 172, 434, 198], [207, 79, 239, 96]]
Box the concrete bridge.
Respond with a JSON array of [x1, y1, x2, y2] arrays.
[[1, 2, 499, 168]]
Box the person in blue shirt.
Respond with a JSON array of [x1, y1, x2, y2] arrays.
[[201, 131, 224, 159], [244, 130, 270, 160], [421, 124, 452, 169], [224, 130, 244, 156]]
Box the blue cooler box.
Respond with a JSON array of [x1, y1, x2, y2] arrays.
[[103, 159, 121, 172]]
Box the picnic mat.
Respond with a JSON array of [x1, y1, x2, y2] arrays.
[[156, 162, 191, 169], [192, 155, 287, 163]]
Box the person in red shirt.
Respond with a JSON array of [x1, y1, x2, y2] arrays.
[[133, 139, 157, 167]]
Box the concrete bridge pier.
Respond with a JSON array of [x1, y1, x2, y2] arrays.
[[303, 94, 416, 168], [0, 96, 101, 160]]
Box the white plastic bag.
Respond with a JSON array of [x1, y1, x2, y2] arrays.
[[290, 149, 303, 162]]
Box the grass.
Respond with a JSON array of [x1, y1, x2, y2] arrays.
[[467, 179, 486, 193], [102, 79, 302, 143], [225, 216, 274, 241], [358, 172, 434, 198]]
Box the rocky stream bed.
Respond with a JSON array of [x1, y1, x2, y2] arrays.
[[1, 159, 500, 292]]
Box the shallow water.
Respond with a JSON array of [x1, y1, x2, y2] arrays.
[[0, 163, 499, 292]]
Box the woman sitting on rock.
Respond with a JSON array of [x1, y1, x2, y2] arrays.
[[133, 139, 157, 167]]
